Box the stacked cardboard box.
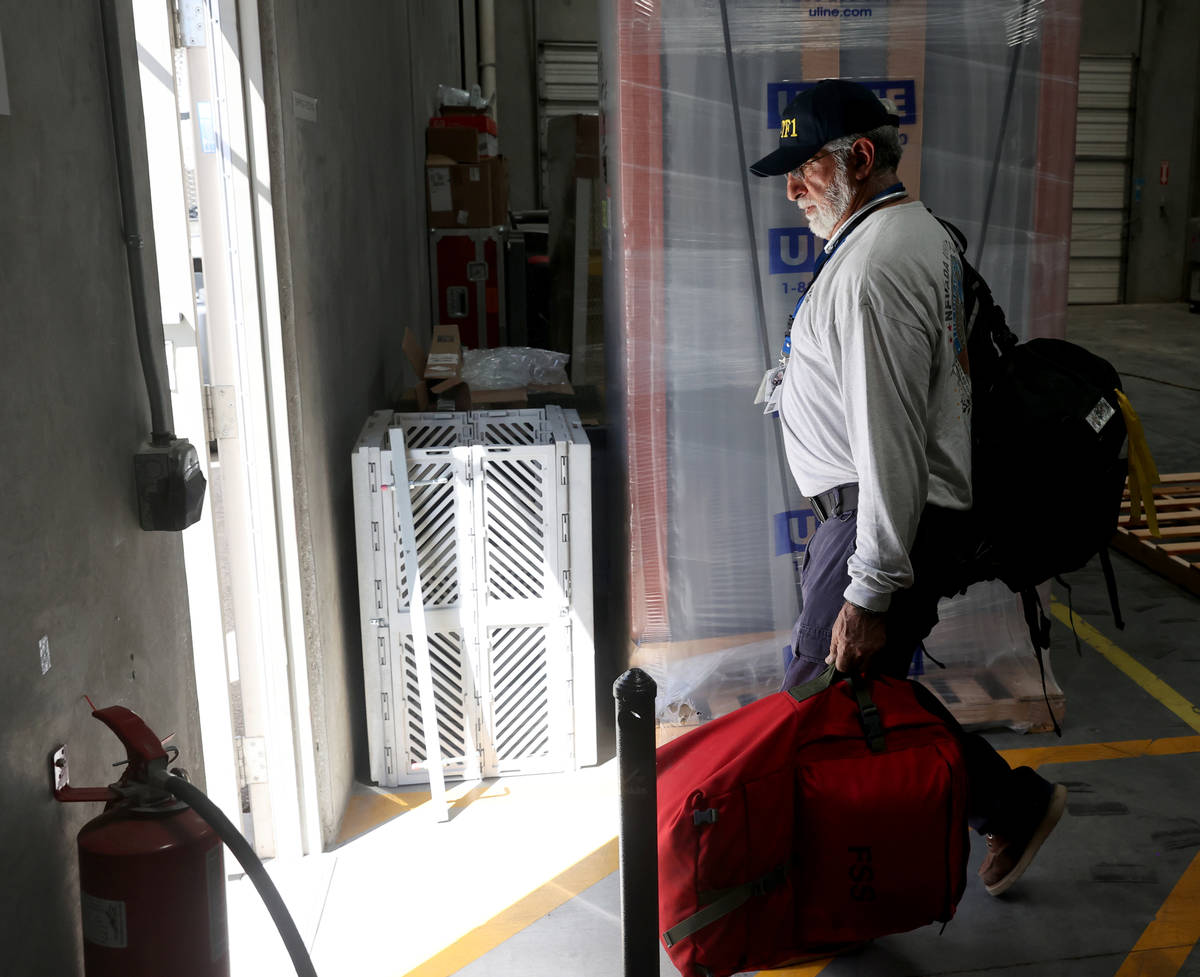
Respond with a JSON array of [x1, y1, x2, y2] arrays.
[[425, 108, 508, 229]]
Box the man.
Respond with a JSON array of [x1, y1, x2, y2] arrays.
[[749, 79, 1066, 897]]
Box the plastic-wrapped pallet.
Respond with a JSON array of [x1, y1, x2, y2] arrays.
[[602, 0, 1081, 731], [649, 581, 1065, 737], [351, 406, 595, 788], [918, 581, 1064, 733]]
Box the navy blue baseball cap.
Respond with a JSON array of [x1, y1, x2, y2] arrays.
[[749, 79, 900, 177]]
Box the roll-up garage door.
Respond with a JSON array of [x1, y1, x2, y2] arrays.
[[1069, 56, 1135, 304], [536, 41, 599, 207]]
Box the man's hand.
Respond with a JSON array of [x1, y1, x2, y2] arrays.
[[826, 601, 887, 674]]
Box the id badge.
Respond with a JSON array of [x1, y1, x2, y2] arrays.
[[754, 366, 786, 414]]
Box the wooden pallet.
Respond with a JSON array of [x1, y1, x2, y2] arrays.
[[918, 662, 1065, 734], [654, 655, 1066, 744], [1112, 473, 1200, 597]]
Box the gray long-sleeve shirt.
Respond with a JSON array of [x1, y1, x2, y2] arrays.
[[779, 200, 973, 612]]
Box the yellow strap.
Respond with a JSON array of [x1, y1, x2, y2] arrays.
[[1115, 390, 1161, 537]]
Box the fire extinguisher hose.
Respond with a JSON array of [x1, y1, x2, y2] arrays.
[[153, 771, 319, 977]]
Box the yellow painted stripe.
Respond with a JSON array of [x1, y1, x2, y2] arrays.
[[396, 736, 1200, 977], [1048, 600, 1200, 734], [1115, 848, 1200, 977], [398, 598, 1200, 977], [399, 839, 619, 977], [767, 959, 835, 975], [999, 735, 1200, 772]]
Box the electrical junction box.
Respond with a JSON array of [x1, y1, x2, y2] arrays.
[[351, 406, 595, 787], [134, 438, 206, 531]]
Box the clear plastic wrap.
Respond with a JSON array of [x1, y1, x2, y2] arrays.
[[648, 581, 1064, 734], [460, 346, 571, 389], [918, 581, 1065, 733], [601, 0, 1079, 730]]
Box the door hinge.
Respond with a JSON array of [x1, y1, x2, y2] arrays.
[[175, 1, 207, 48], [202, 384, 238, 442], [237, 736, 268, 786], [560, 455, 569, 486]]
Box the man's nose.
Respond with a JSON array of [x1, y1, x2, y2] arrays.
[[786, 175, 805, 201]]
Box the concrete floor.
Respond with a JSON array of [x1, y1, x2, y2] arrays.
[[226, 303, 1200, 977]]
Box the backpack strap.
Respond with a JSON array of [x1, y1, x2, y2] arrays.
[[1020, 587, 1063, 738], [1098, 545, 1126, 631], [661, 863, 790, 949], [1054, 575, 1084, 656]]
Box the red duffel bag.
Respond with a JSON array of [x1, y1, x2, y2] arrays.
[[657, 665, 969, 977]]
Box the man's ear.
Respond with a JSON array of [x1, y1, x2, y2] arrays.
[[850, 136, 876, 179]]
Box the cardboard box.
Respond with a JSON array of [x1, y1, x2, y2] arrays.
[[399, 325, 573, 412], [425, 156, 508, 229], [426, 125, 496, 163], [429, 112, 500, 158], [423, 324, 463, 381], [574, 114, 601, 179]]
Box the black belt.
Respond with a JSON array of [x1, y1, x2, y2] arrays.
[[807, 483, 859, 523]]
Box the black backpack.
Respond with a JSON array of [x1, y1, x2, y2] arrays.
[[934, 216, 1131, 723]]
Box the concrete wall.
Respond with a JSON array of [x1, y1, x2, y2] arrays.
[[1124, 0, 1200, 301], [261, 0, 461, 844], [1080, 0, 1141, 56], [0, 2, 203, 972], [494, 0, 598, 210], [1081, 0, 1200, 301]]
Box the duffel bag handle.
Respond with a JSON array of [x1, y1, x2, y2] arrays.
[[788, 664, 886, 753]]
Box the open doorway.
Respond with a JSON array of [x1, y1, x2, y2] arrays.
[[133, 0, 318, 861]]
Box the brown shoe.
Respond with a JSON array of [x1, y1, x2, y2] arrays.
[[979, 783, 1068, 896]]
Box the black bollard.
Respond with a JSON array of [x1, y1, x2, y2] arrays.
[[614, 667, 659, 977]]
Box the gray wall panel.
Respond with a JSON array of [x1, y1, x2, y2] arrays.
[[263, 0, 459, 843], [0, 2, 202, 971]]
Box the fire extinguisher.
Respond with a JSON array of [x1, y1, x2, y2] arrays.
[[52, 704, 317, 977]]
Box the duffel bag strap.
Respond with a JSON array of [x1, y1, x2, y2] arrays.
[[787, 665, 886, 753], [786, 662, 838, 703], [661, 864, 789, 949], [850, 677, 886, 753]]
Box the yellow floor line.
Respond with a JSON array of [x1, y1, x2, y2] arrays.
[[399, 839, 619, 977], [999, 734, 1200, 771], [1045, 600, 1200, 977], [401, 607, 1200, 977], [396, 735, 1200, 977], [768, 959, 836, 975], [1114, 848, 1200, 977], [1048, 600, 1200, 734]]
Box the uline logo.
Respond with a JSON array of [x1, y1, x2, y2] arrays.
[[768, 227, 819, 276], [848, 845, 876, 901], [767, 79, 917, 129]]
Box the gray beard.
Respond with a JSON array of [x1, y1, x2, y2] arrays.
[[806, 156, 854, 240]]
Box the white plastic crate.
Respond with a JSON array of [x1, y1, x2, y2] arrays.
[[352, 407, 595, 789]]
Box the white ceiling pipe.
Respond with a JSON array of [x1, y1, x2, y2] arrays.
[[477, 0, 497, 123]]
